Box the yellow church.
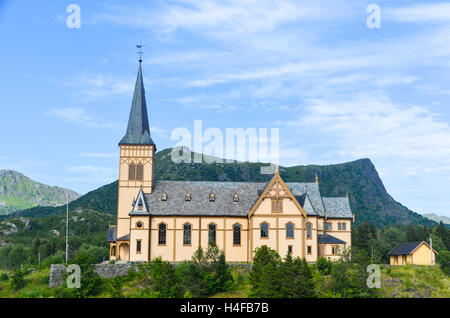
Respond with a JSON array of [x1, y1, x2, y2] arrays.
[[107, 61, 354, 263]]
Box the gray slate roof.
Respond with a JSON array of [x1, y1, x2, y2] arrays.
[[119, 63, 155, 147], [132, 180, 268, 217], [318, 233, 346, 244], [128, 180, 352, 218], [322, 197, 353, 219], [388, 241, 432, 256], [107, 227, 116, 242], [287, 183, 325, 216]]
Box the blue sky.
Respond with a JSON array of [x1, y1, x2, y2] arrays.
[[1, 0, 450, 217]]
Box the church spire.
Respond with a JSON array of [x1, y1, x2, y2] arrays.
[[119, 62, 155, 148]]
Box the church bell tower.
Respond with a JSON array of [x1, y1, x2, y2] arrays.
[[116, 60, 156, 240]]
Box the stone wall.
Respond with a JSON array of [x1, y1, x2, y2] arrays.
[[49, 262, 251, 288], [49, 263, 138, 288]]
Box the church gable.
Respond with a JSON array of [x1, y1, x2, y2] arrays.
[[249, 171, 306, 217]]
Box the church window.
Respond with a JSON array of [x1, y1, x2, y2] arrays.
[[183, 223, 191, 245], [338, 223, 342, 231], [233, 193, 239, 202], [307, 245, 312, 255], [286, 222, 294, 238], [161, 193, 167, 201], [129, 163, 136, 180], [328, 222, 332, 231], [111, 245, 116, 257], [185, 193, 191, 201], [209, 193, 215, 202], [332, 246, 338, 255], [288, 245, 293, 255], [137, 199, 143, 211], [136, 221, 143, 228], [342, 222, 346, 231], [136, 240, 142, 253], [158, 223, 166, 245], [306, 222, 312, 239], [233, 224, 241, 245], [260, 222, 269, 238], [208, 223, 216, 245], [271, 199, 283, 213], [136, 163, 144, 181]]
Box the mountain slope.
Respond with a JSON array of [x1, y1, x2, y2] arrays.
[[0, 170, 80, 215], [423, 213, 450, 225], [6, 148, 436, 228]]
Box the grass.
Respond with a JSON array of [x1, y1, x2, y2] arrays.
[[380, 265, 450, 298], [0, 264, 448, 298]]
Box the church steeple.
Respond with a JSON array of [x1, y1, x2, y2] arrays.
[[119, 62, 155, 148]]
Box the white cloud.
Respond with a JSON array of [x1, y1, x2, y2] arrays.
[[59, 73, 138, 101], [386, 2, 450, 23], [80, 152, 117, 158], [46, 107, 123, 129], [283, 93, 450, 178]]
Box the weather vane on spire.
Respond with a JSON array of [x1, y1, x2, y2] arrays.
[[136, 41, 145, 63]]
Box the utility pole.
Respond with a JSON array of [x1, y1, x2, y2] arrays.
[[65, 193, 69, 264], [430, 237, 433, 265]]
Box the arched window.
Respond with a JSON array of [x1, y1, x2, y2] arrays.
[[342, 222, 346, 231], [136, 163, 144, 181], [233, 223, 241, 245], [209, 193, 215, 202], [161, 193, 167, 201], [286, 222, 294, 238], [328, 222, 332, 231], [260, 222, 269, 238], [338, 223, 342, 231], [185, 193, 191, 201], [233, 193, 239, 202], [208, 223, 216, 244], [158, 223, 166, 245], [111, 245, 116, 257], [129, 163, 136, 180], [183, 223, 191, 245], [306, 222, 312, 239]]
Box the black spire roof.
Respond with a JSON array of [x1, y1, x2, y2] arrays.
[[119, 63, 156, 147]]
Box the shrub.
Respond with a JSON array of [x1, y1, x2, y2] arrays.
[[316, 257, 332, 275], [69, 250, 104, 298], [0, 273, 8, 281], [10, 270, 26, 290]]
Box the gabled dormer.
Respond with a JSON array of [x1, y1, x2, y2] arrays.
[[129, 188, 149, 215]]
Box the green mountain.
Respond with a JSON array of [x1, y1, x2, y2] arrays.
[[0, 170, 80, 215], [423, 213, 450, 225], [5, 148, 436, 228]]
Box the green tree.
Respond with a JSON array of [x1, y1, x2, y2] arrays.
[[249, 246, 282, 297], [436, 250, 450, 276], [280, 254, 315, 298], [427, 234, 446, 253], [150, 257, 181, 297]]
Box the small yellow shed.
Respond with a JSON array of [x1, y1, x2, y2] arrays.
[[388, 241, 438, 266]]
